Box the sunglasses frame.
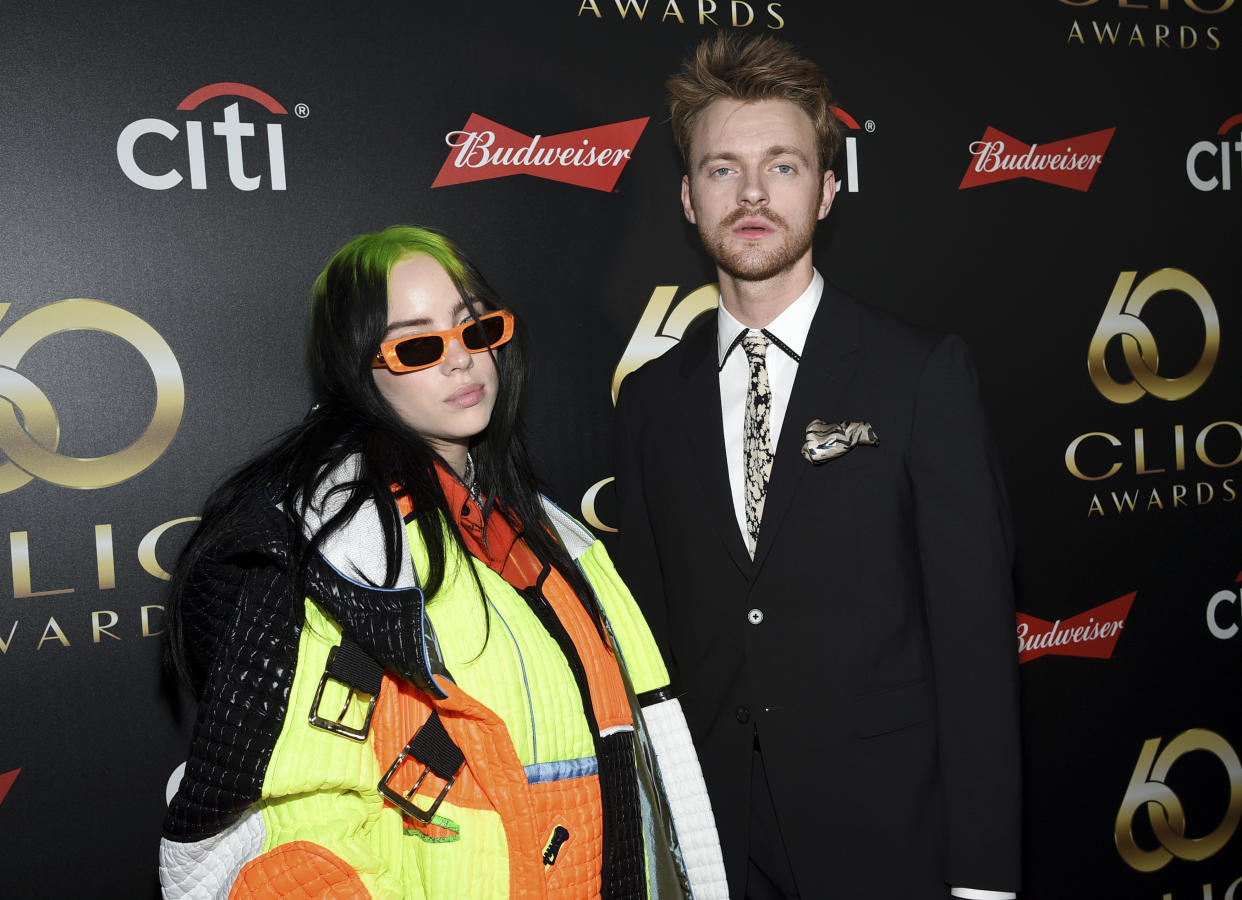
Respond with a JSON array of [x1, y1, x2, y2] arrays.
[[372, 309, 515, 373]]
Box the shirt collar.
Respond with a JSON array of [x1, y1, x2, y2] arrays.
[[435, 462, 519, 573], [716, 268, 824, 368]]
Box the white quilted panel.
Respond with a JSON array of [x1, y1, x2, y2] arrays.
[[644, 698, 730, 900], [159, 808, 265, 900], [539, 495, 594, 560], [296, 455, 417, 590]]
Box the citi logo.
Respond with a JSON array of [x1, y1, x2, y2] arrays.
[[117, 82, 297, 191], [830, 106, 872, 194], [1187, 113, 1242, 191]]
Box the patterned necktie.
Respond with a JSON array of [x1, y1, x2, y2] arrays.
[[742, 333, 773, 558]]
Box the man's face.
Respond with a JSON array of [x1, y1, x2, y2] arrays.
[[681, 98, 834, 282]]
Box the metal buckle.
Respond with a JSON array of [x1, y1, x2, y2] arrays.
[[307, 646, 378, 741], [377, 746, 456, 823]]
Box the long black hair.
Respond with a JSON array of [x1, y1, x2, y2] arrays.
[[167, 225, 599, 691]]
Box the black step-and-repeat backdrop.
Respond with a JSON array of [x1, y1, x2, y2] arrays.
[[1, 2, 1238, 897]]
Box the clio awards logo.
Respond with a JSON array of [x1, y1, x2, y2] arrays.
[[1063, 269, 1239, 518], [0, 299, 184, 495], [1061, 0, 1230, 51], [576, 0, 786, 29], [1115, 729, 1242, 872]]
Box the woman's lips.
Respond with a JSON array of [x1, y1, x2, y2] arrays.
[[446, 383, 485, 408]]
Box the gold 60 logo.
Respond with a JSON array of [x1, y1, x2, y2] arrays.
[[610, 283, 719, 404], [1087, 268, 1220, 404], [0, 299, 184, 494], [1114, 728, 1242, 872], [580, 283, 717, 532]]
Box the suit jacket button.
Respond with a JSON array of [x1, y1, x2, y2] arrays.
[[735, 706, 751, 724], [747, 608, 763, 625]]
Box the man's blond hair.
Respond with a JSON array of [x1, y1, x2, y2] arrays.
[[668, 32, 843, 175]]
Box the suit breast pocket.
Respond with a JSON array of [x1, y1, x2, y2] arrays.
[[852, 678, 935, 738]]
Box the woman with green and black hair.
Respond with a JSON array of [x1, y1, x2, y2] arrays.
[[159, 226, 727, 899]]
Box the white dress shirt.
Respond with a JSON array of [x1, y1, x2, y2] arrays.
[[715, 269, 1016, 900], [717, 269, 823, 544]]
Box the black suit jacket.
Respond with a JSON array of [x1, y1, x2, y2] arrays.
[[614, 283, 1021, 899]]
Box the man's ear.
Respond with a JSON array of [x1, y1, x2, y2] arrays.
[[818, 169, 836, 220], [681, 174, 697, 225]]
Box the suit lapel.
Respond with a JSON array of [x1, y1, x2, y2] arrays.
[[677, 323, 753, 576], [752, 285, 861, 573]]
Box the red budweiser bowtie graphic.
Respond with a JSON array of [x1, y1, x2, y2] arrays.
[[960, 126, 1115, 191], [432, 114, 648, 192], [1017, 592, 1135, 663], [0, 769, 19, 807]]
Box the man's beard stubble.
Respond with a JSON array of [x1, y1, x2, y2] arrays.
[[697, 206, 817, 283]]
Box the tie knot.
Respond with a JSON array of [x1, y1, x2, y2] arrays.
[[742, 332, 769, 363]]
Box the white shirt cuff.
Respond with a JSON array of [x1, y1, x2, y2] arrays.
[[950, 889, 1017, 899]]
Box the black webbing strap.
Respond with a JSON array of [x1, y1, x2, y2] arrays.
[[378, 711, 467, 822], [307, 637, 385, 741], [407, 712, 466, 781], [327, 637, 384, 697]]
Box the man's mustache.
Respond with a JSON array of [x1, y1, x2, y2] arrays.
[[720, 207, 788, 229]]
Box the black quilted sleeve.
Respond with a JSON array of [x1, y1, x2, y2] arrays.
[[163, 500, 304, 841]]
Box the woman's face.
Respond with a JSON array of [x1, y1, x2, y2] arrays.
[[372, 254, 499, 467]]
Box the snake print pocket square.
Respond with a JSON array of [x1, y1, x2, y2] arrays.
[[801, 419, 880, 464]]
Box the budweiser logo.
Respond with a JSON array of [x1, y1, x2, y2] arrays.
[[1017, 592, 1135, 663], [0, 769, 18, 807], [432, 114, 648, 192], [960, 126, 1115, 191]]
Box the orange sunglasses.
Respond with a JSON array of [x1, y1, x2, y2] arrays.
[[372, 309, 515, 373]]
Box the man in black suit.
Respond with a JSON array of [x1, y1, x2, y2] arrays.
[[613, 33, 1021, 899]]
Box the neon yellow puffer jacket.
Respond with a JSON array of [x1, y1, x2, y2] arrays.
[[160, 481, 728, 900]]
